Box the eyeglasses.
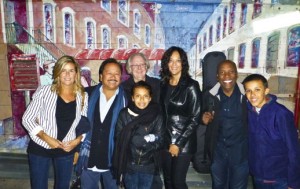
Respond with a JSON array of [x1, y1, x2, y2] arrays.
[[130, 64, 147, 69], [168, 59, 182, 64]]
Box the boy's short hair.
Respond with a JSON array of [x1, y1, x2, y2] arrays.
[[242, 74, 268, 88], [99, 58, 122, 75], [131, 80, 152, 97]]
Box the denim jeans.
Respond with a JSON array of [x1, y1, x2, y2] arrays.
[[254, 177, 288, 189], [28, 153, 74, 189], [124, 172, 154, 189], [81, 169, 118, 189], [211, 149, 249, 189], [161, 150, 192, 189]]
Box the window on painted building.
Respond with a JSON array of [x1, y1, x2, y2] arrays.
[[203, 33, 207, 50], [227, 47, 234, 61], [118, 0, 129, 26], [118, 36, 128, 49], [229, 2, 236, 34], [102, 27, 110, 49], [209, 26, 213, 46], [101, 0, 111, 12], [287, 26, 300, 67], [216, 16, 221, 41], [86, 22, 95, 49], [253, 0, 262, 19], [133, 44, 140, 48], [251, 38, 260, 68], [240, 3, 247, 27], [266, 32, 280, 74], [223, 7, 228, 38], [238, 43, 246, 68], [134, 10, 141, 36], [198, 39, 202, 53], [145, 25, 151, 46], [64, 13, 73, 46], [44, 4, 54, 41]]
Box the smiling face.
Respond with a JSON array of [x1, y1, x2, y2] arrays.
[[168, 51, 182, 78], [217, 61, 238, 96], [100, 62, 122, 91], [132, 86, 152, 109], [59, 62, 77, 87], [244, 80, 269, 108], [130, 55, 147, 82]]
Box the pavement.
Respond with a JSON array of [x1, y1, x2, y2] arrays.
[[0, 152, 253, 189]]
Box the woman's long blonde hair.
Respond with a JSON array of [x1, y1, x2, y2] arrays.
[[51, 55, 85, 101]]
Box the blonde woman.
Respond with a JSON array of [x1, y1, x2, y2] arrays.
[[22, 55, 88, 189]]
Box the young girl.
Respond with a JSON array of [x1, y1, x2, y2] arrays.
[[113, 81, 164, 189]]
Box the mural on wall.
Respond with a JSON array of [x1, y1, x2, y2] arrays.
[[0, 0, 299, 150]]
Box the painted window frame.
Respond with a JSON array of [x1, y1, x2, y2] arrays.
[[43, 3, 56, 42], [238, 43, 246, 68], [252, 0, 262, 19], [216, 16, 221, 41], [251, 38, 261, 68], [62, 7, 75, 47], [286, 25, 300, 67], [118, 0, 129, 27], [209, 25, 213, 46], [84, 18, 97, 49], [203, 33, 207, 50], [227, 47, 235, 61], [101, 0, 111, 13], [240, 3, 247, 27], [228, 2, 236, 34], [266, 31, 280, 74], [223, 6, 228, 38], [133, 9, 141, 37], [117, 35, 128, 49], [145, 24, 151, 46], [101, 25, 111, 49]]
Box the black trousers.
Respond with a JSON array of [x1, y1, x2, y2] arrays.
[[161, 150, 193, 189]]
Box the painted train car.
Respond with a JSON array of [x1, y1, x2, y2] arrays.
[[189, 0, 300, 112]]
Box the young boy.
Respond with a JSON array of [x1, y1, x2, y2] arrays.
[[243, 74, 300, 189], [113, 81, 164, 189]]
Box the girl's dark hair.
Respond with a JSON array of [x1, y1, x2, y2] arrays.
[[242, 74, 268, 88], [131, 80, 152, 97], [160, 46, 190, 82]]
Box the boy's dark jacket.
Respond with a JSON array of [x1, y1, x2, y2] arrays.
[[247, 94, 300, 189]]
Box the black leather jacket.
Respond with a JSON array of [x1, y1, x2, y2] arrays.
[[115, 108, 164, 166], [160, 76, 201, 154]]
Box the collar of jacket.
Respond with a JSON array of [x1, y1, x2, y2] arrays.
[[209, 82, 245, 97]]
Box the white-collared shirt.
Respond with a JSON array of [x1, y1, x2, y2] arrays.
[[88, 86, 119, 173]]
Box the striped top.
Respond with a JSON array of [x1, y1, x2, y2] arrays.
[[22, 85, 88, 149]]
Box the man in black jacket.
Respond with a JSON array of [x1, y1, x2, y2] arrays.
[[202, 60, 248, 189]]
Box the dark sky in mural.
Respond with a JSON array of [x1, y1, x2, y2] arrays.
[[142, 0, 221, 51]]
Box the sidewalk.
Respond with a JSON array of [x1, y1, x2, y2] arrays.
[[0, 152, 253, 189]]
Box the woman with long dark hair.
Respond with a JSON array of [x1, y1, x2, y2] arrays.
[[160, 46, 202, 189]]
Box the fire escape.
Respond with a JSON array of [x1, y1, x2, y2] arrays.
[[5, 22, 65, 63]]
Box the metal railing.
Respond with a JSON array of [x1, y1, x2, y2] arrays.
[[33, 29, 65, 59], [5, 22, 65, 63]]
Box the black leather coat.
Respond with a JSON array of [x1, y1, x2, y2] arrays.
[[115, 108, 164, 166], [160, 76, 202, 154]]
